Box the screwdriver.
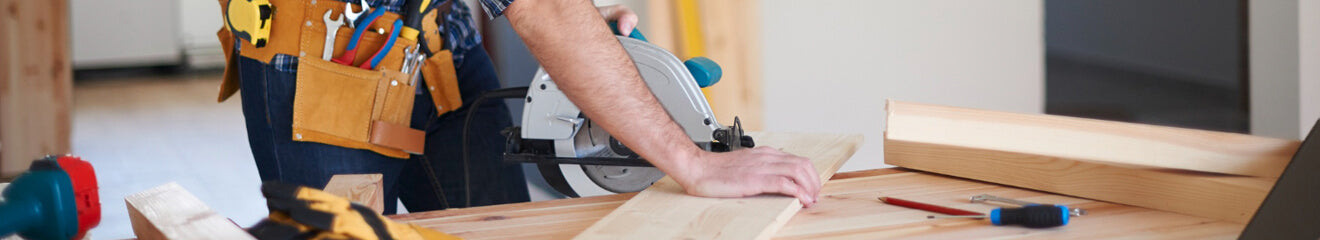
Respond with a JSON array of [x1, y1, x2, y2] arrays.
[[927, 204, 1071, 228]]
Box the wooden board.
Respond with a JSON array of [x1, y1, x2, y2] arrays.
[[697, 0, 763, 131], [392, 168, 1246, 239], [885, 100, 1298, 178], [0, 0, 73, 178], [125, 182, 255, 240], [884, 100, 1291, 223], [572, 132, 863, 239], [323, 173, 385, 214]]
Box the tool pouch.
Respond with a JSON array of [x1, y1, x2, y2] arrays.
[[214, 0, 460, 158]]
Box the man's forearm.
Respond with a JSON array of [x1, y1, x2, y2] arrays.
[[505, 0, 701, 177]]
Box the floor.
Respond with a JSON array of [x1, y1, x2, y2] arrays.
[[71, 69, 561, 239], [72, 69, 266, 239]]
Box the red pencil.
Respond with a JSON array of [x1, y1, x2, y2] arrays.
[[879, 196, 983, 216]]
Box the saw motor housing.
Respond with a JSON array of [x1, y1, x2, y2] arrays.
[[504, 35, 753, 197]]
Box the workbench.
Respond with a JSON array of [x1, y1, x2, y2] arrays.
[[389, 168, 1245, 239]]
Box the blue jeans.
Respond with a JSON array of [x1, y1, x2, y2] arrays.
[[237, 46, 529, 214]]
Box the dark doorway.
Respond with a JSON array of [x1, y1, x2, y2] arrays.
[[1045, 0, 1249, 133]]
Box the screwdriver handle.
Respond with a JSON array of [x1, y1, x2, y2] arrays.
[[990, 204, 1070, 228]]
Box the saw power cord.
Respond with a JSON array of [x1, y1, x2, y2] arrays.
[[460, 86, 529, 207]]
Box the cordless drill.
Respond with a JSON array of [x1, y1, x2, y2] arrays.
[[0, 155, 101, 240]]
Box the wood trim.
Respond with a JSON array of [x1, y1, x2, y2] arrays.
[[572, 132, 863, 239]]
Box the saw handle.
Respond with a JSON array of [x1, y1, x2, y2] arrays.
[[609, 21, 648, 42], [607, 21, 721, 87]]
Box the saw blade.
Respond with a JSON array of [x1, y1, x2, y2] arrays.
[[574, 119, 664, 193]]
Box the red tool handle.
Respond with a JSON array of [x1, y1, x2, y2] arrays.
[[880, 197, 983, 216]]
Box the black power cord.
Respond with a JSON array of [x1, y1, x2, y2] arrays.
[[460, 87, 529, 207]]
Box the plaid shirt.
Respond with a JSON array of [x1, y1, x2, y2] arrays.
[[273, 0, 496, 72]]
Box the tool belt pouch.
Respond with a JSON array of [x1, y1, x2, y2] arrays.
[[291, 0, 423, 158]]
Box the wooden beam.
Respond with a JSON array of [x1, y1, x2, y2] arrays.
[[125, 182, 254, 240], [0, 0, 73, 178], [884, 100, 1294, 223], [885, 100, 1298, 178], [573, 132, 863, 240], [697, 0, 763, 131], [323, 173, 385, 214]]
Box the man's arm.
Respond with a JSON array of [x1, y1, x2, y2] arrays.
[[503, 0, 821, 206]]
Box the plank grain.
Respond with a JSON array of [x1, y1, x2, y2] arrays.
[[323, 173, 385, 214], [884, 100, 1290, 223], [125, 182, 254, 240], [885, 100, 1298, 178], [392, 169, 1245, 239], [572, 132, 863, 240]]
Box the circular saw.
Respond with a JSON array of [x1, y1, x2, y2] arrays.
[[502, 27, 754, 197]]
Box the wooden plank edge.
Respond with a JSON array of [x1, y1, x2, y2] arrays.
[[885, 100, 1299, 178], [884, 139, 1271, 223]]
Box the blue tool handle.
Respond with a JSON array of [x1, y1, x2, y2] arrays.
[[364, 19, 403, 69], [346, 7, 387, 49], [989, 205, 1069, 228]]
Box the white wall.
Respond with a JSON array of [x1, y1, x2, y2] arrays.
[[1301, 0, 1319, 137], [1249, 0, 1320, 140], [760, 0, 1044, 172], [1250, 0, 1301, 139]]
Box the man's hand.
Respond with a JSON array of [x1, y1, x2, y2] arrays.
[[504, 0, 821, 207], [674, 147, 822, 207], [596, 5, 639, 34]]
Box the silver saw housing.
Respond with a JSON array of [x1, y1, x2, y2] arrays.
[[504, 36, 753, 197]]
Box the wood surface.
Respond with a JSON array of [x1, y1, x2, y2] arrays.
[[572, 132, 863, 240], [323, 173, 385, 214], [392, 168, 1246, 239], [885, 100, 1299, 178], [125, 182, 255, 240], [884, 100, 1289, 223], [0, 0, 73, 178]]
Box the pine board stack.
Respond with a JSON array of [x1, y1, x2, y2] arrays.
[[883, 100, 1300, 223]]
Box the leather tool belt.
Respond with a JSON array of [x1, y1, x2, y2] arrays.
[[215, 0, 463, 159]]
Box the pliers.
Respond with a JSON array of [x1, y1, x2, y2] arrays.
[[361, 19, 402, 70], [331, 6, 386, 67]]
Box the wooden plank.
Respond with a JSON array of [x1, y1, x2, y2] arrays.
[[884, 100, 1288, 223], [885, 100, 1298, 178], [393, 169, 1245, 239], [573, 132, 863, 240], [323, 173, 385, 214], [0, 0, 73, 178], [125, 182, 255, 240]]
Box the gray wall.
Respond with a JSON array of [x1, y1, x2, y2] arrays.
[[761, 0, 1044, 172], [1047, 0, 1242, 89]]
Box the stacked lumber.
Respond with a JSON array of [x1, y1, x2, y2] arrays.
[[884, 100, 1300, 223]]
